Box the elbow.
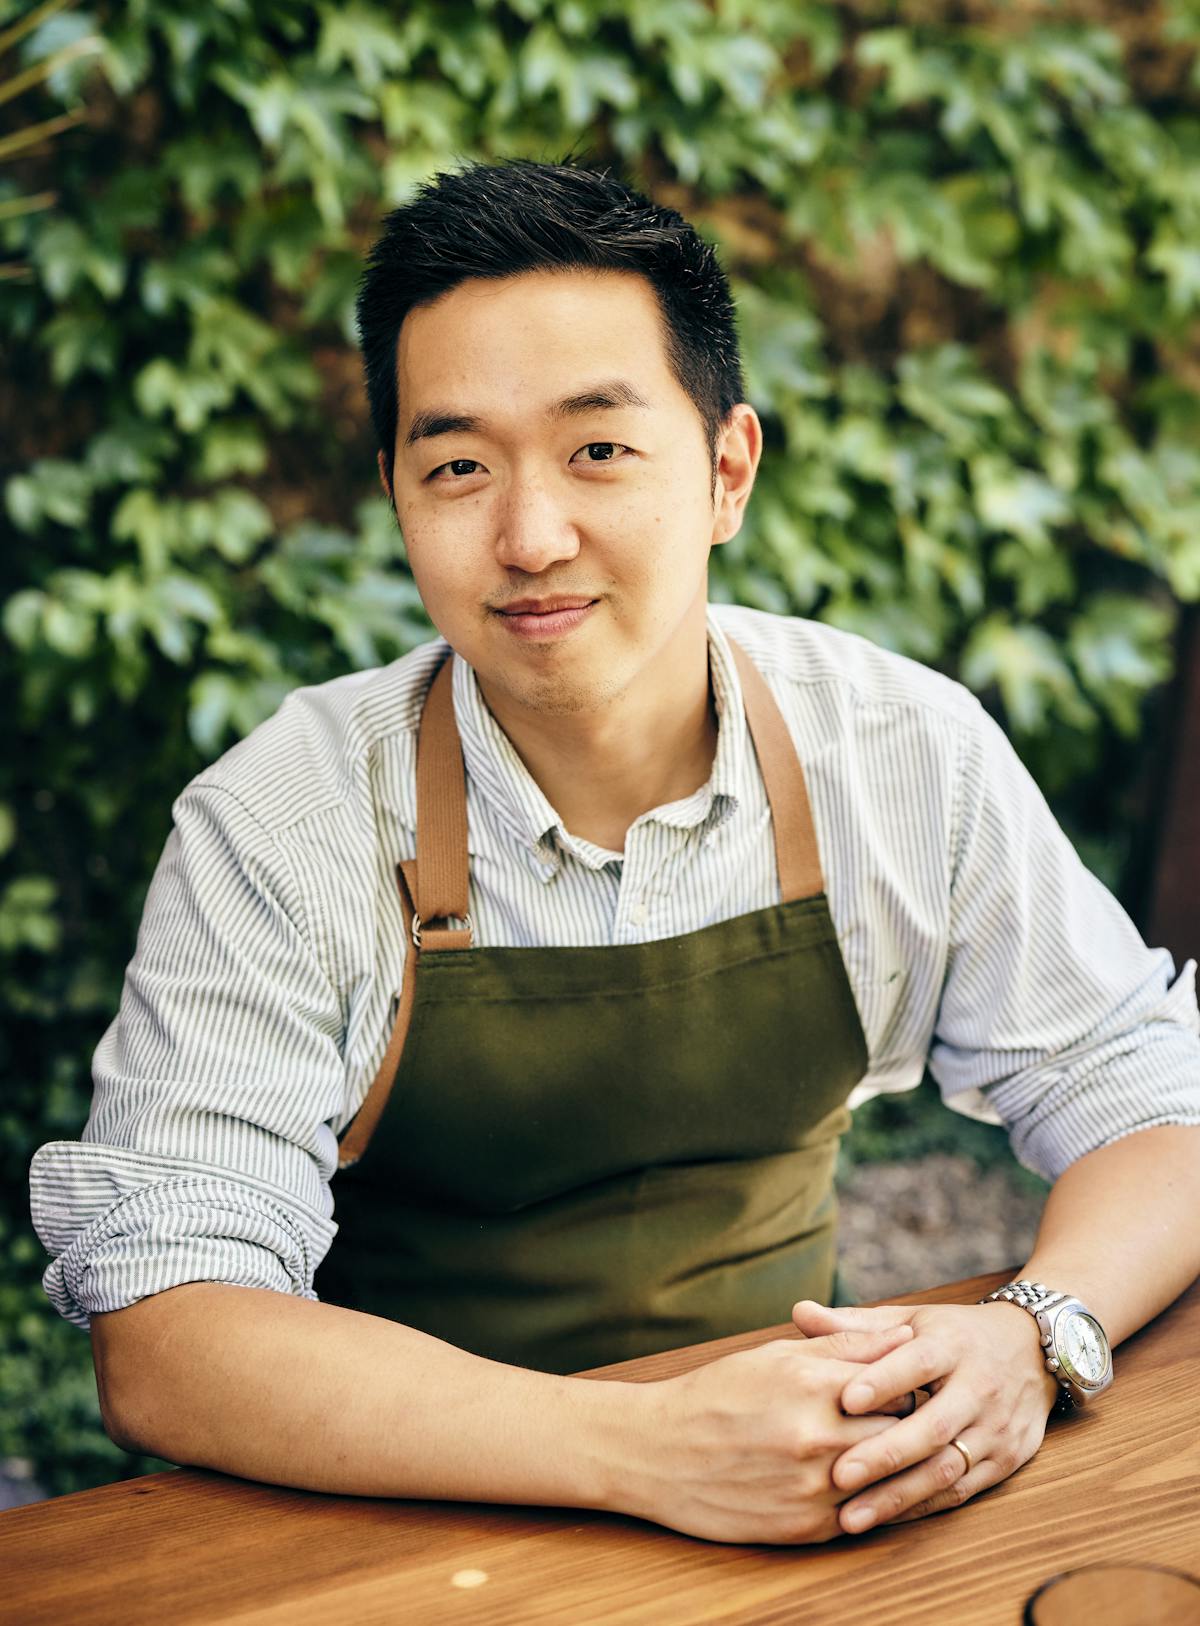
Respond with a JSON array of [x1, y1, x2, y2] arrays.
[[90, 1310, 154, 1454], [88, 1281, 239, 1460], [98, 1396, 144, 1457], [89, 1288, 199, 1456]]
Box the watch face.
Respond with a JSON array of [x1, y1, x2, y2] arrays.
[[1058, 1312, 1109, 1384]]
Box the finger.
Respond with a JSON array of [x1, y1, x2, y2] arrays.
[[838, 1336, 956, 1413], [873, 1390, 918, 1418], [839, 1432, 987, 1535], [802, 1324, 915, 1369], [830, 1388, 974, 1493], [840, 1413, 904, 1447], [883, 1456, 996, 1525], [792, 1300, 917, 1336]]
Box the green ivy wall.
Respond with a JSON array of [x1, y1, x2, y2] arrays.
[[3, 0, 1198, 1495]]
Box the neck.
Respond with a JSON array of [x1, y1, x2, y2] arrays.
[[478, 625, 718, 855]]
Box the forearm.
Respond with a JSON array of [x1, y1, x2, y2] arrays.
[[1018, 1123, 1200, 1344], [91, 1282, 640, 1506]]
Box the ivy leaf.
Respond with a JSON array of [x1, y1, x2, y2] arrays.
[[164, 131, 265, 215], [961, 617, 1094, 734], [971, 456, 1072, 549], [31, 220, 90, 301], [140, 246, 238, 315], [207, 490, 275, 563], [1067, 593, 1174, 736], [4, 461, 94, 533], [897, 347, 1012, 450], [196, 422, 269, 482], [188, 671, 297, 755], [1147, 231, 1200, 316], [84, 421, 176, 488], [992, 540, 1076, 616], [316, 2, 412, 89], [2, 590, 48, 651], [0, 878, 61, 955], [134, 358, 235, 432], [42, 310, 120, 385]]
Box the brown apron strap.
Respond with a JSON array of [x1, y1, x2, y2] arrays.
[[415, 654, 472, 929], [338, 861, 421, 1169], [339, 634, 825, 1168], [727, 638, 825, 902], [338, 653, 473, 1168]]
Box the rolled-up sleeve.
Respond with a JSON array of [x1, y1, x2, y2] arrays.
[[927, 698, 1200, 1181], [29, 782, 344, 1329]]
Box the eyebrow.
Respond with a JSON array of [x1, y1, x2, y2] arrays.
[[403, 379, 653, 449]]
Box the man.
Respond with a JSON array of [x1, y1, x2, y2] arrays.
[[30, 158, 1200, 1546]]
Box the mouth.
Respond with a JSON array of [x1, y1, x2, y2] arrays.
[[493, 597, 599, 640]]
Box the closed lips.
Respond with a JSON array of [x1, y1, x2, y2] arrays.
[[499, 599, 595, 614]]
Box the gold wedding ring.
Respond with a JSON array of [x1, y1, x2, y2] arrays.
[[950, 1437, 974, 1475]]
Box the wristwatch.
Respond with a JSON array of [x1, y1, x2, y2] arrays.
[[980, 1279, 1114, 1413]]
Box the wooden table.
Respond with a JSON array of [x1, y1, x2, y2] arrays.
[[4, 1269, 1199, 1625]]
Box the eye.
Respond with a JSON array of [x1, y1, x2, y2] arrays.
[[427, 458, 484, 481], [570, 442, 633, 465]]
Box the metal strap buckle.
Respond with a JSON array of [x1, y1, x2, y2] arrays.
[[411, 911, 473, 950]]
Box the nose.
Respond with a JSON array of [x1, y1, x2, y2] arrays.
[[492, 472, 581, 574]]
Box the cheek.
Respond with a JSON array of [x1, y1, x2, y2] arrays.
[[401, 515, 482, 605]]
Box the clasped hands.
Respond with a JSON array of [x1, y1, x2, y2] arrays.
[[634, 1297, 1060, 1545], [789, 1297, 1061, 1535]]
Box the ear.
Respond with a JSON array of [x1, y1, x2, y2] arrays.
[[377, 449, 394, 505], [710, 404, 762, 549]]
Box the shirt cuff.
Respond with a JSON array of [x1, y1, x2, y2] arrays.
[[982, 957, 1200, 1181], [30, 1144, 337, 1329]]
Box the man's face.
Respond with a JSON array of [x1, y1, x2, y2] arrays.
[[383, 267, 755, 718]]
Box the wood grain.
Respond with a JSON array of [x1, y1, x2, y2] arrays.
[[4, 1269, 1198, 1626]]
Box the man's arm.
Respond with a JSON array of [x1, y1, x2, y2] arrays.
[[792, 1123, 1200, 1532], [792, 691, 1200, 1533], [92, 1278, 915, 1545], [91, 1282, 625, 1506], [1018, 1121, 1200, 1343]]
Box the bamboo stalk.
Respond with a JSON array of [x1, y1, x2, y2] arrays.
[[0, 0, 80, 62], [0, 107, 84, 160], [0, 34, 101, 108], [0, 190, 57, 219]]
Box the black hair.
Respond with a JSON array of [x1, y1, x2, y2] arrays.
[[355, 156, 745, 498]]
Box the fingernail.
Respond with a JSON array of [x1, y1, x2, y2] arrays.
[[844, 1383, 874, 1408], [840, 1462, 868, 1490], [844, 1505, 876, 1533]]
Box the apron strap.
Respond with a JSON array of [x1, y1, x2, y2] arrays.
[[414, 655, 472, 938], [338, 861, 421, 1168], [727, 639, 825, 902], [339, 634, 825, 1169]]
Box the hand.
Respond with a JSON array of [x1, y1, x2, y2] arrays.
[[616, 1324, 916, 1544], [791, 1299, 1060, 1534]]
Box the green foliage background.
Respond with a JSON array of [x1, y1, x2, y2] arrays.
[[3, 0, 1198, 1496]]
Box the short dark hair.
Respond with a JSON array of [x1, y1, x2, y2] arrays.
[[356, 156, 745, 497]]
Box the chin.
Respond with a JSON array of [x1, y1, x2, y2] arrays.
[[499, 662, 629, 717]]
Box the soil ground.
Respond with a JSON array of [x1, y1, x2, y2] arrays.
[[836, 1153, 1044, 1304]]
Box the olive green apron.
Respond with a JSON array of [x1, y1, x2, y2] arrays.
[[317, 639, 869, 1373]]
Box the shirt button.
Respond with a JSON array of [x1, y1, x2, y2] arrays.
[[630, 902, 648, 926]]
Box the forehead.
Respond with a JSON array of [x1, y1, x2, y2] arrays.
[[394, 268, 682, 423]]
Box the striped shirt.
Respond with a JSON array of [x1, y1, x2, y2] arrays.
[[29, 604, 1200, 1329]]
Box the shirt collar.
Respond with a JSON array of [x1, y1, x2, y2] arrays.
[[452, 606, 752, 880]]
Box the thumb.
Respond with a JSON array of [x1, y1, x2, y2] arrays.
[[792, 1300, 917, 1335]]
